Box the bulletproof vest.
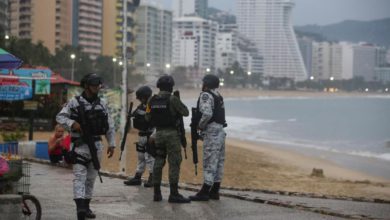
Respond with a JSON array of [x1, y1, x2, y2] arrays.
[[197, 91, 226, 125], [74, 96, 109, 136], [149, 95, 176, 128], [132, 104, 151, 131]]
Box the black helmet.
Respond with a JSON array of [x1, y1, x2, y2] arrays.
[[202, 74, 220, 89], [136, 86, 152, 99], [156, 75, 175, 89], [80, 73, 102, 88]]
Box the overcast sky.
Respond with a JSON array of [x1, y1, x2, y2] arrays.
[[160, 0, 390, 26]]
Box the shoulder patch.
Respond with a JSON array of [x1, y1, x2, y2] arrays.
[[201, 93, 209, 101]]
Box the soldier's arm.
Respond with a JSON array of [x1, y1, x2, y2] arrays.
[[102, 100, 116, 147], [171, 95, 189, 117], [56, 98, 78, 131], [198, 92, 213, 129]]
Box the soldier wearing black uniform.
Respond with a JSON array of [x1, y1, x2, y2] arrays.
[[124, 86, 155, 187]]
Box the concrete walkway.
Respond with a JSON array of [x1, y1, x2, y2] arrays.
[[26, 162, 389, 220]]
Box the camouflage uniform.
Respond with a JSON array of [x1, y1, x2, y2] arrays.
[[56, 94, 115, 199], [146, 91, 189, 185], [135, 135, 155, 174], [198, 90, 226, 186]]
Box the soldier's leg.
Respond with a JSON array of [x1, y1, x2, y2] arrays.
[[143, 152, 155, 187], [73, 163, 88, 199], [202, 132, 220, 186], [166, 135, 182, 185], [214, 130, 226, 183], [84, 146, 102, 219], [166, 133, 190, 203]]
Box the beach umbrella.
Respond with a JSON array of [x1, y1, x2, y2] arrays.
[[0, 48, 23, 69]]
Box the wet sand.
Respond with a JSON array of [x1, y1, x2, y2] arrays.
[[29, 131, 390, 201]]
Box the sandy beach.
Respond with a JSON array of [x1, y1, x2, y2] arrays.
[[28, 130, 390, 201], [3, 89, 389, 201]]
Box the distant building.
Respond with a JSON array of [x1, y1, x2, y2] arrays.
[[72, 0, 103, 59], [236, 34, 263, 77], [8, 0, 102, 59], [173, 0, 208, 18], [236, 0, 307, 81], [375, 47, 388, 67], [352, 43, 376, 81], [298, 37, 313, 78], [134, 3, 173, 81], [375, 67, 390, 83], [172, 16, 217, 72], [0, 0, 8, 34]]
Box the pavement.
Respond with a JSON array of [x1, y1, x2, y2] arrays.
[[25, 161, 390, 220]]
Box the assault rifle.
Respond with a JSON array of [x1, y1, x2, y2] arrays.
[[119, 102, 134, 161], [77, 98, 103, 183], [190, 107, 200, 175], [173, 90, 187, 159]]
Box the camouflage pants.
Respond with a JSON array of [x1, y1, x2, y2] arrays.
[[152, 129, 182, 185], [135, 135, 155, 174], [202, 124, 226, 186], [72, 141, 103, 199]]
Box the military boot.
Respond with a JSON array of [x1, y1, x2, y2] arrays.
[[74, 198, 86, 220], [123, 173, 142, 186], [153, 184, 162, 201], [168, 183, 191, 203], [189, 183, 211, 201], [85, 199, 96, 219], [209, 182, 221, 200], [144, 173, 153, 188]]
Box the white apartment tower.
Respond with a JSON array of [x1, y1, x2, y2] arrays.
[[134, 3, 172, 80], [173, 0, 208, 18], [172, 16, 218, 71], [236, 0, 307, 81]]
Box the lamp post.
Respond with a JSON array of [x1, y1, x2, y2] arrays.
[[206, 68, 211, 73], [230, 70, 234, 75], [146, 63, 151, 78], [165, 63, 171, 75], [112, 57, 117, 87], [70, 54, 76, 81]]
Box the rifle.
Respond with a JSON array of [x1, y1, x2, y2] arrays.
[[173, 90, 187, 159], [190, 107, 200, 175], [119, 102, 134, 161], [76, 97, 103, 183]]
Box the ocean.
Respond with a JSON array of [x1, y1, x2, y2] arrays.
[[183, 95, 390, 180]]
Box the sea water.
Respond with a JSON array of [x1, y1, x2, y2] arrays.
[[183, 95, 390, 179]]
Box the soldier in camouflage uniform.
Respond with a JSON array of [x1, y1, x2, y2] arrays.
[[189, 74, 226, 201], [146, 75, 191, 203], [56, 73, 116, 220], [124, 85, 155, 187]]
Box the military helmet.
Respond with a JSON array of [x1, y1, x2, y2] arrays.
[[156, 75, 175, 89], [202, 74, 220, 89], [136, 86, 152, 99], [80, 73, 102, 88]]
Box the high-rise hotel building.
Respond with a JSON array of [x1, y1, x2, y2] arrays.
[[236, 0, 307, 81], [8, 0, 102, 59], [173, 0, 208, 19], [133, 3, 172, 78]]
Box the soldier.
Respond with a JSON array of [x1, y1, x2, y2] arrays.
[[189, 74, 226, 201], [124, 86, 155, 187], [56, 73, 116, 219], [146, 75, 191, 203]]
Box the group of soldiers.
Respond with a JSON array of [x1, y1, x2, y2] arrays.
[[56, 73, 227, 219]]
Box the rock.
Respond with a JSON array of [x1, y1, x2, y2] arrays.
[[310, 168, 324, 177]]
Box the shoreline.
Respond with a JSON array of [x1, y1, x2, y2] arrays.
[[177, 88, 390, 99], [18, 132, 390, 200]]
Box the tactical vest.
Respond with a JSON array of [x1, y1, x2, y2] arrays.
[[197, 91, 226, 125], [132, 104, 151, 131], [74, 96, 109, 136], [149, 95, 176, 128]]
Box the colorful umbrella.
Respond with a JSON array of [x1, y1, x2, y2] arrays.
[[0, 48, 23, 69]]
